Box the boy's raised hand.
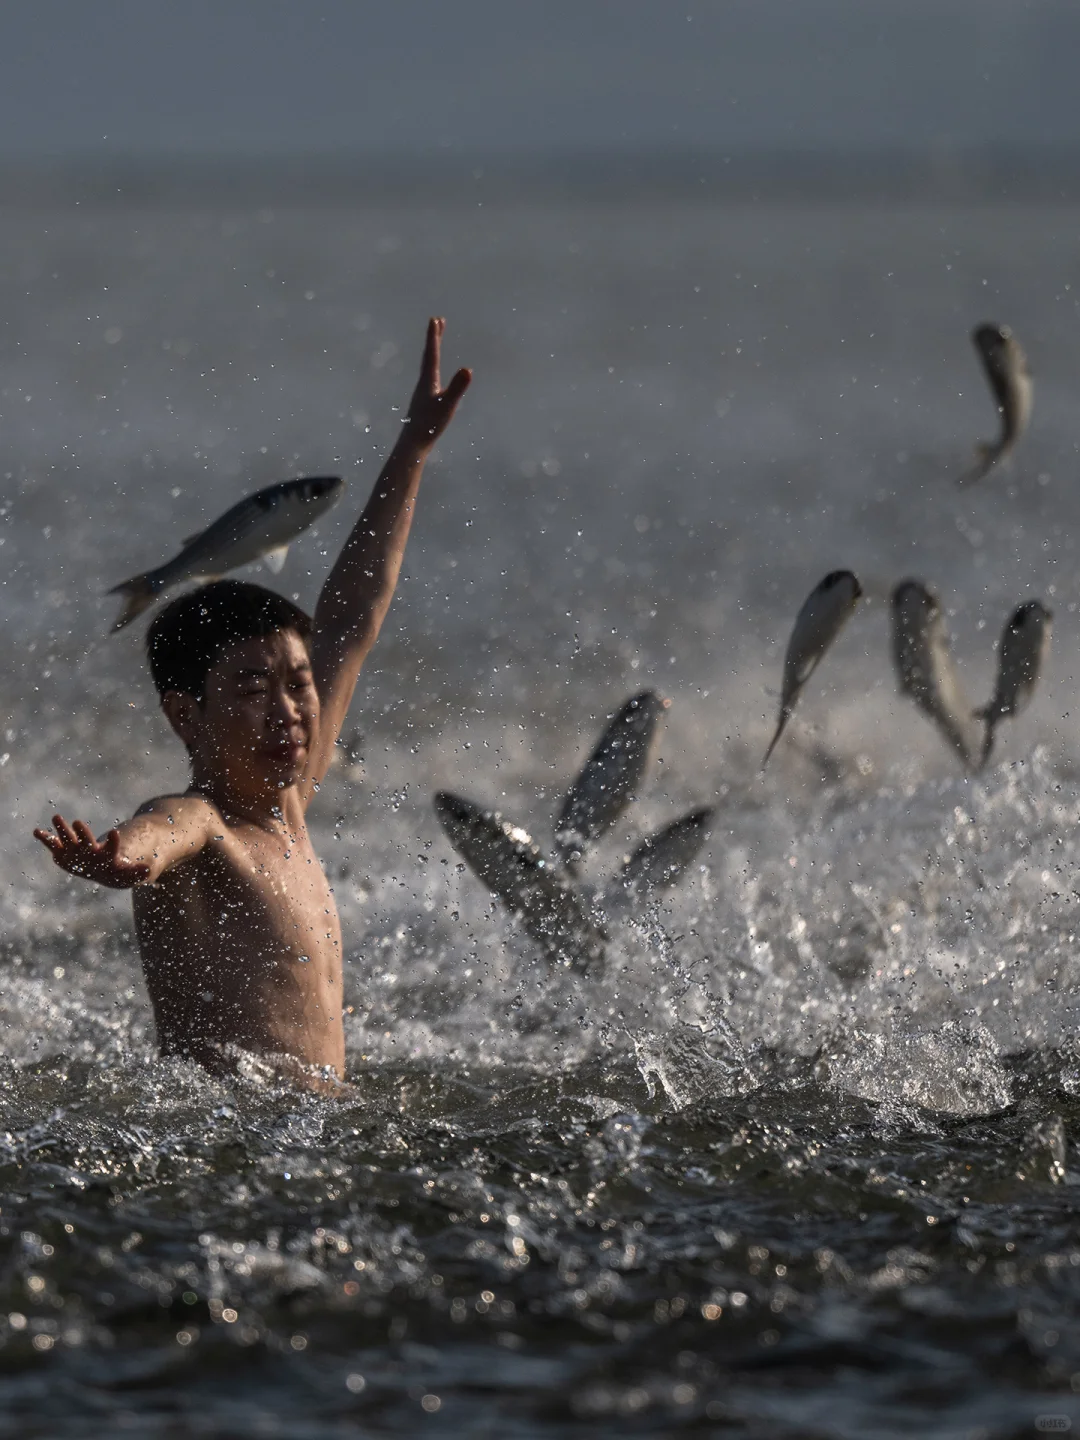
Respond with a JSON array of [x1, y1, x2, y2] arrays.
[[402, 317, 472, 448], [34, 814, 151, 888]]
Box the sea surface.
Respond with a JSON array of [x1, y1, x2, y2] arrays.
[[3, 185, 1080, 1436]]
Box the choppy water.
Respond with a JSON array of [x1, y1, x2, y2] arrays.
[[3, 188, 1080, 1435]]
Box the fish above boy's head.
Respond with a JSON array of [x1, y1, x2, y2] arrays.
[[253, 474, 344, 512], [108, 474, 345, 633]]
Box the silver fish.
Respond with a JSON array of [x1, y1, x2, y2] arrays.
[[891, 580, 983, 770], [962, 323, 1032, 485], [976, 600, 1052, 767], [433, 792, 607, 970], [554, 691, 665, 866], [108, 475, 345, 631], [609, 807, 715, 897], [763, 570, 862, 768]]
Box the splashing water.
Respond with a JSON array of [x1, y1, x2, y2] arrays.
[[2, 191, 1080, 1434]]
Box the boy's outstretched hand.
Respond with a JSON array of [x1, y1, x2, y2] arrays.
[[34, 814, 151, 888], [402, 317, 472, 449]]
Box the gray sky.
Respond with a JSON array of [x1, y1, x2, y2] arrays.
[[0, 0, 1073, 158]]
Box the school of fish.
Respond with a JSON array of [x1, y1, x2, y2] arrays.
[[105, 320, 1045, 968]]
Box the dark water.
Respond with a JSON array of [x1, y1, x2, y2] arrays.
[[4, 191, 1080, 1436]]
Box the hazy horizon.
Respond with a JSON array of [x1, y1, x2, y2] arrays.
[[0, 1, 1075, 162]]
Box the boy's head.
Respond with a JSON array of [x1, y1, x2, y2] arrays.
[[147, 580, 312, 704], [148, 582, 318, 793]]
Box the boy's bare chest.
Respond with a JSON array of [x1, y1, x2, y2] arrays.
[[135, 813, 344, 1070], [218, 824, 336, 922], [153, 820, 339, 946]]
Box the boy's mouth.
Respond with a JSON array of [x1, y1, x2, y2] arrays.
[[261, 738, 306, 763]]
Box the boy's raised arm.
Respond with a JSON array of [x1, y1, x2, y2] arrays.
[[304, 317, 471, 792], [34, 795, 214, 888]]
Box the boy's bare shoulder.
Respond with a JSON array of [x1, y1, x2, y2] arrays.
[[121, 793, 226, 888], [134, 791, 221, 824], [132, 794, 227, 848]]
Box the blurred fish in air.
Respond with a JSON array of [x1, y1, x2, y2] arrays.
[[433, 793, 608, 970], [108, 475, 345, 631], [890, 580, 983, 770], [762, 570, 863, 768], [962, 323, 1032, 485], [435, 692, 714, 972], [612, 807, 715, 895], [555, 690, 664, 867], [976, 600, 1052, 768]]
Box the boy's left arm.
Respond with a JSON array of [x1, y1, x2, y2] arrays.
[[302, 317, 471, 801]]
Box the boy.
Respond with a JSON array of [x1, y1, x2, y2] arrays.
[[34, 318, 471, 1090]]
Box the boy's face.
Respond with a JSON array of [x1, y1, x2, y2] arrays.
[[186, 629, 319, 795]]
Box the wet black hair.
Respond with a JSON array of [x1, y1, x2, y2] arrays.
[[146, 580, 313, 702]]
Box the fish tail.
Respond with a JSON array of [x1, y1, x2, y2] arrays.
[[761, 712, 789, 770], [972, 713, 995, 770], [958, 442, 998, 487], [107, 573, 162, 632]]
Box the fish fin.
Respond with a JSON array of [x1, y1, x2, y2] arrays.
[[106, 573, 161, 633], [958, 442, 998, 488], [263, 544, 289, 574], [761, 710, 790, 770], [976, 716, 996, 771]]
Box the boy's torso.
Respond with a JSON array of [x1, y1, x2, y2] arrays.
[[132, 794, 345, 1078]]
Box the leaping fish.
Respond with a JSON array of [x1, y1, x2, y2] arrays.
[[435, 693, 714, 971], [976, 600, 1052, 768], [554, 691, 665, 866], [762, 570, 863, 768], [890, 580, 983, 770], [610, 807, 715, 897], [962, 323, 1032, 486], [108, 475, 345, 631], [433, 792, 608, 971]]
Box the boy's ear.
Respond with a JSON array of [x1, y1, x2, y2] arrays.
[[162, 691, 203, 748]]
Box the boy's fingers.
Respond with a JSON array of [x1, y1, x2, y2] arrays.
[[53, 815, 79, 846], [422, 317, 441, 382], [33, 828, 62, 852], [73, 821, 97, 846], [443, 367, 472, 408]]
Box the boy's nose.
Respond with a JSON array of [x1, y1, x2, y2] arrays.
[[269, 686, 302, 725]]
